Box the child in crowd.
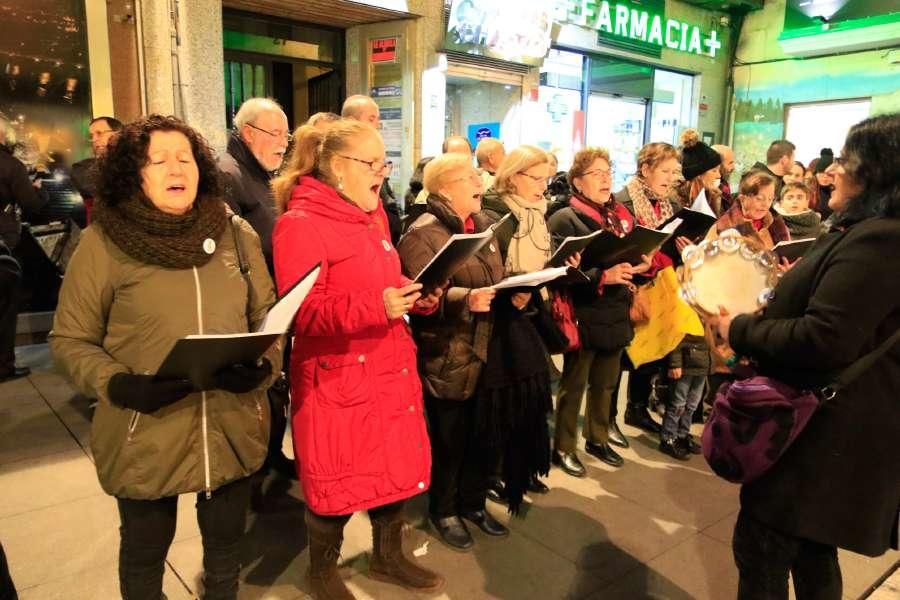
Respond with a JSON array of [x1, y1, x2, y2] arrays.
[[775, 182, 823, 239], [659, 334, 711, 460]]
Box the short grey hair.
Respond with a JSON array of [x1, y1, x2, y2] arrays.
[[341, 95, 377, 119], [233, 98, 285, 130]]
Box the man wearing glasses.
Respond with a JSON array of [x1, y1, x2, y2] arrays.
[[220, 98, 294, 487], [221, 98, 289, 272], [71, 116, 122, 222]]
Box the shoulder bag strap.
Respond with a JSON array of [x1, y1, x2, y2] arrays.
[[229, 214, 253, 328], [824, 326, 900, 400]]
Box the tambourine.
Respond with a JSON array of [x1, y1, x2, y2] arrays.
[[679, 229, 779, 316]]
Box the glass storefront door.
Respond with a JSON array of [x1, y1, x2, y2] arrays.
[[445, 67, 524, 151], [650, 69, 695, 148], [585, 95, 648, 192]]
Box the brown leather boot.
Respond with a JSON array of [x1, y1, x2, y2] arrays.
[[368, 514, 445, 592], [306, 511, 355, 600]]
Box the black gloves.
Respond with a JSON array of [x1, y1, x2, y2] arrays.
[[213, 358, 272, 394], [107, 372, 194, 414], [107, 359, 271, 414]]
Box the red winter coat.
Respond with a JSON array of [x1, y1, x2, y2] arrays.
[[273, 176, 430, 516]]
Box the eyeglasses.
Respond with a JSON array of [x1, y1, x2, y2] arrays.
[[448, 173, 482, 185], [582, 168, 613, 178], [517, 172, 546, 182], [336, 153, 394, 176], [245, 122, 292, 143]]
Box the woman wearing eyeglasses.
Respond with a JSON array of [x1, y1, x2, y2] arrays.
[[713, 112, 900, 600], [706, 170, 789, 250], [271, 121, 444, 600], [396, 152, 506, 551], [478, 146, 579, 510], [548, 147, 649, 474]]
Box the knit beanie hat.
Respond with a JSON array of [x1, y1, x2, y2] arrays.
[[679, 129, 722, 180], [815, 148, 834, 173]]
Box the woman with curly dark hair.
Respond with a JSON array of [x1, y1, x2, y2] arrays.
[[50, 115, 281, 600]]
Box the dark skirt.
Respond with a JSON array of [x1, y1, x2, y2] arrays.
[[477, 295, 553, 514]]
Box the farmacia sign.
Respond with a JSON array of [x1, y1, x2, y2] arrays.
[[555, 0, 722, 58]]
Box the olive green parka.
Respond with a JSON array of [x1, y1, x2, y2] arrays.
[[49, 215, 281, 500]]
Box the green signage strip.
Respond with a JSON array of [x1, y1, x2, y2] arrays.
[[555, 0, 722, 58]]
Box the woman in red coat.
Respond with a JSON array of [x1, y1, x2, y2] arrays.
[[272, 121, 443, 600]]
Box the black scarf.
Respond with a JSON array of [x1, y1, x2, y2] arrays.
[[94, 193, 227, 269], [478, 297, 552, 514]]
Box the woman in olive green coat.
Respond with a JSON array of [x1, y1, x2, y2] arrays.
[[50, 115, 281, 600]]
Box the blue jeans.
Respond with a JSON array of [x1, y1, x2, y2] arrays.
[[661, 374, 705, 441]]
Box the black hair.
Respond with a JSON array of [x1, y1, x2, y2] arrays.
[[90, 116, 123, 131], [840, 112, 900, 219]]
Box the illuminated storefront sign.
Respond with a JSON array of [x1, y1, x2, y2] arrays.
[[554, 0, 722, 58], [444, 0, 557, 65]]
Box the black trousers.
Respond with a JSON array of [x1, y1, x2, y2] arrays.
[[116, 476, 251, 600], [732, 509, 842, 600], [0, 541, 16, 600], [610, 355, 666, 418], [424, 394, 491, 518], [0, 247, 21, 371]]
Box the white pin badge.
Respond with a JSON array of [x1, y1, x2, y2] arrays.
[[203, 238, 216, 255], [382, 239, 392, 252]]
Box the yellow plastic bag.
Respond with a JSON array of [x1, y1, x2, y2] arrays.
[[626, 266, 704, 368]]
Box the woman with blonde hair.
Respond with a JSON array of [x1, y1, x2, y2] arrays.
[[397, 152, 507, 550], [480, 145, 580, 506], [272, 121, 444, 600]]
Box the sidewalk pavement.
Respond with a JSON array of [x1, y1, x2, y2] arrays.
[[1, 344, 897, 599]]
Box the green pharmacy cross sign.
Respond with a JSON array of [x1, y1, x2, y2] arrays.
[[557, 0, 722, 58]]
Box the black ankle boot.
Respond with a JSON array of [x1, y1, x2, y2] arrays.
[[624, 406, 662, 434]]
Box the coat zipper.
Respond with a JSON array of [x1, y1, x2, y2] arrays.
[[193, 266, 212, 500], [127, 410, 141, 442]]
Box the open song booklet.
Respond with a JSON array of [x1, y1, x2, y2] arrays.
[[413, 213, 512, 288], [579, 218, 683, 270], [155, 263, 321, 389], [773, 237, 816, 262], [492, 266, 590, 290]]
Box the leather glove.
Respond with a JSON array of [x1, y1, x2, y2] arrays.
[[107, 372, 194, 414], [213, 358, 272, 394]]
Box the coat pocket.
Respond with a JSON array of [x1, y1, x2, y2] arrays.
[[314, 354, 371, 409]]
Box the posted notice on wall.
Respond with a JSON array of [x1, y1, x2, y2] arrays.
[[380, 107, 403, 191]]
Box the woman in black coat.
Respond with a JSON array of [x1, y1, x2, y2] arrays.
[[714, 113, 900, 600]]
